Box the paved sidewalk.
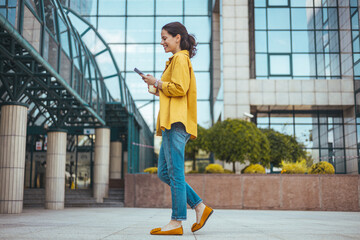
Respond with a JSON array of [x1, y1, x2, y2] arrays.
[[1, 208, 360, 240]]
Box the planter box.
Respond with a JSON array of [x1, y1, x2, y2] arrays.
[[125, 174, 360, 211]]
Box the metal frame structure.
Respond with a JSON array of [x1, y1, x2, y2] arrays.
[[0, 0, 153, 174]]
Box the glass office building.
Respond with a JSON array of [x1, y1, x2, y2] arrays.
[[219, 0, 360, 173]]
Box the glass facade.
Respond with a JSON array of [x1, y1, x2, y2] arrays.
[[254, 0, 341, 79], [64, 0, 213, 131], [256, 110, 346, 173]]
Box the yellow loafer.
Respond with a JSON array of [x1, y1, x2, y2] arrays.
[[191, 205, 214, 232], [150, 226, 183, 235]]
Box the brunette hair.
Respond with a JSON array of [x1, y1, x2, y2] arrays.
[[162, 22, 198, 58]]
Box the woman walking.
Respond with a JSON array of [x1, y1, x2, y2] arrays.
[[142, 22, 213, 236]]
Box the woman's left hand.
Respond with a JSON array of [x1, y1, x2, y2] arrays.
[[142, 74, 157, 85]]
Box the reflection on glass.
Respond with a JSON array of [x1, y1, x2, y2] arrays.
[[98, 17, 125, 43], [110, 44, 125, 72], [191, 44, 210, 71], [70, 0, 97, 15], [156, 17, 183, 43], [23, 6, 41, 52], [126, 44, 154, 71], [269, 0, 288, 6], [98, 0, 125, 15], [82, 30, 106, 53], [255, 8, 266, 29], [270, 114, 293, 124], [269, 55, 290, 75], [271, 124, 294, 136], [156, 0, 182, 15], [127, 0, 154, 15], [292, 54, 315, 76], [295, 125, 314, 148], [290, 0, 313, 7], [184, 17, 211, 43], [185, 0, 208, 15], [60, 50, 72, 84], [267, 8, 290, 29], [126, 73, 153, 100], [197, 101, 211, 128], [256, 54, 268, 76], [96, 51, 117, 76], [291, 8, 314, 30], [104, 77, 120, 101], [292, 31, 315, 52], [127, 17, 154, 43], [43, 32, 58, 71], [268, 31, 291, 53], [195, 72, 210, 100], [255, 31, 267, 52]]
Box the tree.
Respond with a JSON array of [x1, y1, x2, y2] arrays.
[[260, 128, 307, 167], [207, 119, 270, 172], [185, 124, 209, 170]]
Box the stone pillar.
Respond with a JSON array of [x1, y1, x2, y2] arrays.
[[110, 141, 122, 179], [0, 103, 28, 214], [94, 127, 110, 203], [45, 129, 67, 210], [123, 151, 128, 175]]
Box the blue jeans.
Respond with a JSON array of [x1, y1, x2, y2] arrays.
[[158, 122, 203, 221]]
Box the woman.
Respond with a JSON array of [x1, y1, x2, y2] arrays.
[[142, 22, 213, 236]]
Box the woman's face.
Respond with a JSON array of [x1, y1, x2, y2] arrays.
[[161, 29, 180, 54]]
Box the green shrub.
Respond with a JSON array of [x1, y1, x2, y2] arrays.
[[144, 167, 158, 174], [308, 161, 335, 174], [187, 170, 199, 174], [243, 164, 265, 174], [281, 159, 308, 174], [205, 164, 224, 173]]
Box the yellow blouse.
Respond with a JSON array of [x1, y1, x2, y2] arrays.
[[156, 50, 197, 139]]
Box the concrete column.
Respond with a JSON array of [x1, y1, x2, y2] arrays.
[[123, 151, 128, 175], [45, 129, 67, 210], [110, 141, 122, 179], [0, 103, 28, 214], [94, 127, 110, 203]]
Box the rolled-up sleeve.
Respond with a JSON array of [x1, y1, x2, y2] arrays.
[[161, 55, 190, 97]]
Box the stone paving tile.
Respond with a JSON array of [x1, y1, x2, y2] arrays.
[[0, 208, 360, 240]]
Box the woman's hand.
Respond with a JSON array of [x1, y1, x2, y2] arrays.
[[142, 74, 157, 85]]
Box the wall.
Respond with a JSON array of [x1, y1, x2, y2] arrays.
[[125, 174, 360, 211]]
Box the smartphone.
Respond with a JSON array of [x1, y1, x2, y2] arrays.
[[134, 68, 144, 76]]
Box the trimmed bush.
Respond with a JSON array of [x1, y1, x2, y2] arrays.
[[144, 167, 158, 174], [308, 161, 335, 174], [205, 164, 224, 173], [281, 159, 308, 174], [243, 164, 266, 174]]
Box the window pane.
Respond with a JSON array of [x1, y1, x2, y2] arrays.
[[110, 44, 125, 72], [268, 0, 289, 6], [44, 0, 57, 36], [290, 0, 313, 7], [191, 44, 210, 71], [125, 73, 153, 100], [155, 17, 183, 43], [293, 54, 316, 76], [127, 17, 154, 43], [98, 0, 125, 15], [136, 101, 155, 131], [268, 8, 290, 29], [70, 0, 97, 15], [270, 113, 293, 124], [292, 31, 315, 52], [127, 0, 154, 15], [98, 17, 125, 43], [184, 0, 208, 15], [156, 0, 182, 15], [197, 101, 211, 128], [255, 8, 267, 29], [268, 31, 290, 53], [195, 72, 210, 100], [126, 44, 154, 71], [256, 54, 268, 76], [295, 125, 314, 148], [155, 44, 172, 71], [104, 77, 121, 101], [96, 50, 117, 77], [255, 0, 266, 7], [269, 55, 290, 75], [291, 8, 314, 30], [255, 31, 267, 52], [184, 17, 211, 43], [271, 124, 294, 136], [23, 6, 41, 52]]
